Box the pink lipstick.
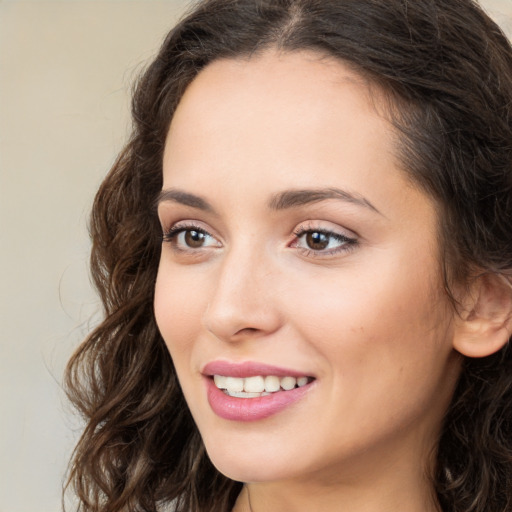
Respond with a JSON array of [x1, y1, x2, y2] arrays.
[[202, 361, 315, 422]]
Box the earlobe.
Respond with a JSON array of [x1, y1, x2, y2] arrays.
[[453, 273, 512, 358]]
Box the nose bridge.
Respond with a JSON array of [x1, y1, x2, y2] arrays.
[[203, 238, 281, 341]]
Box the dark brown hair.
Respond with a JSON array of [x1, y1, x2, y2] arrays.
[[65, 1, 512, 511]]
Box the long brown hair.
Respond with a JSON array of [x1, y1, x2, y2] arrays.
[[65, 1, 512, 511]]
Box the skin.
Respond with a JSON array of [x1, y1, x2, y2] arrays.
[[154, 51, 463, 512]]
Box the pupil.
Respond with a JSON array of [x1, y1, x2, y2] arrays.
[[306, 231, 329, 250], [185, 230, 205, 248]]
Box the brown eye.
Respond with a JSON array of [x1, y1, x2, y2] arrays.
[[163, 225, 221, 251], [293, 227, 356, 255], [185, 230, 206, 248], [306, 231, 330, 250]]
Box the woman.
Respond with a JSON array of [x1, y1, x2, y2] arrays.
[[65, 1, 512, 511]]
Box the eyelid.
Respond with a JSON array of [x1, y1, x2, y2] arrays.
[[161, 218, 217, 237], [292, 220, 358, 240]]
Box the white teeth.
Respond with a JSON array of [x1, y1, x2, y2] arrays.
[[225, 376, 244, 393], [228, 391, 264, 398], [280, 376, 297, 390], [213, 375, 227, 389], [244, 376, 265, 393], [264, 375, 281, 392], [213, 374, 311, 396]]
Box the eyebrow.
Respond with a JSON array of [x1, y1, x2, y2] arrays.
[[156, 186, 382, 216], [268, 187, 382, 215], [156, 189, 214, 212]]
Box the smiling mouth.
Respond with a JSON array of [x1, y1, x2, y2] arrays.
[[213, 375, 315, 398]]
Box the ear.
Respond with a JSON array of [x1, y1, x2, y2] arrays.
[[453, 273, 512, 358]]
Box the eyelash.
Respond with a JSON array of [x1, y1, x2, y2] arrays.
[[162, 223, 217, 252], [291, 225, 358, 257], [161, 222, 358, 258]]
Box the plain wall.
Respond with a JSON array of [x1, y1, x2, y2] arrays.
[[0, 2, 190, 511], [1, 1, 511, 511]]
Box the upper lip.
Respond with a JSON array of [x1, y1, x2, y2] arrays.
[[202, 360, 314, 378]]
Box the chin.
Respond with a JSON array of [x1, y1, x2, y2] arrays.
[[203, 439, 302, 483]]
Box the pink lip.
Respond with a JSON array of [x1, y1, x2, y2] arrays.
[[205, 379, 313, 421], [202, 360, 312, 378], [202, 360, 315, 422]]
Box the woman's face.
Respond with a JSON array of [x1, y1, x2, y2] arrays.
[[154, 51, 462, 485]]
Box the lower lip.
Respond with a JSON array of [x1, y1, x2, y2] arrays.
[[205, 378, 314, 422]]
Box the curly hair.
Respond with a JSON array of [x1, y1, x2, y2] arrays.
[[65, 1, 512, 511]]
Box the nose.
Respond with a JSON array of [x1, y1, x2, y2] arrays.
[[202, 245, 283, 342]]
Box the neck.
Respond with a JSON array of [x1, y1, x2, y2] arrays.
[[234, 478, 440, 512], [232, 438, 442, 512]]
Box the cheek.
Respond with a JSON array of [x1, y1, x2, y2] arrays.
[[287, 263, 457, 454], [154, 260, 206, 359], [290, 250, 453, 383], [292, 261, 439, 335]]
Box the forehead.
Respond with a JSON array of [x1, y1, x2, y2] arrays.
[[173, 50, 377, 113], [164, 51, 395, 181], [168, 51, 383, 129]]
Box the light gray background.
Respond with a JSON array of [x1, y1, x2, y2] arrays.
[[1, 1, 511, 511]]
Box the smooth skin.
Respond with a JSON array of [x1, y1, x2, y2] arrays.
[[154, 51, 503, 512]]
